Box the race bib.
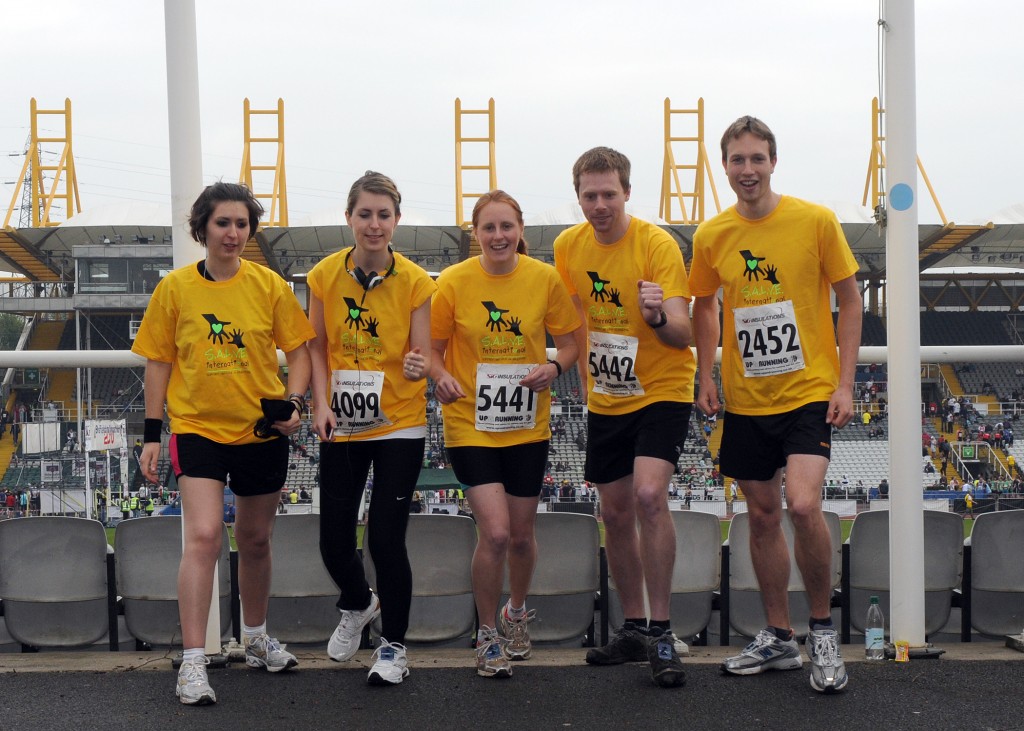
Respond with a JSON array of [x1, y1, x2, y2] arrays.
[[733, 300, 805, 377], [475, 363, 539, 432], [329, 369, 392, 434], [588, 332, 644, 397]]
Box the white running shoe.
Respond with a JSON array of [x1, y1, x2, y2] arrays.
[[367, 637, 410, 685], [328, 593, 381, 662], [245, 633, 298, 673], [176, 656, 216, 706]]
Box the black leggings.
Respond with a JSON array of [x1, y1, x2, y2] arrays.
[[319, 437, 424, 643]]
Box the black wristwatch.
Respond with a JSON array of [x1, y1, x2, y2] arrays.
[[649, 310, 668, 329]]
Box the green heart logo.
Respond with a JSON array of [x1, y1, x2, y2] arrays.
[[212, 324, 223, 334], [349, 308, 360, 320], [594, 282, 604, 292], [490, 311, 501, 322], [746, 259, 758, 270]]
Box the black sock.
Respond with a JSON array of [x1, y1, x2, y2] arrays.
[[624, 617, 648, 629], [649, 620, 671, 636], [809, 616, 833, 631], [770, 625, 794, 641]]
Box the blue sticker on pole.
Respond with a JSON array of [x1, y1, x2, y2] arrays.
[[889, 183, 914, 211]]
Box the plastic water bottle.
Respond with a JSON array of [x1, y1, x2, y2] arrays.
[[865, 595, 885, 660]]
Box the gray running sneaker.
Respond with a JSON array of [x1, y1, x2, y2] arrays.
[[499, 607, 537, 661], [806, 627, 848, 693], [176, 656, 216, 706], [328, 593, 381, 662], [245, 633, 298, 672], [585, 622, 648, 665], [720, 628, 803, 676], [476, 626, 512, 679]]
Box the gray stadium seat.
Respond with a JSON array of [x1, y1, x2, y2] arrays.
[[726, 509, 842, 640], [0, 516, 111, 648], [266, 513, 340, 644], [503, 511, 600, 647], [115, 516, 231, 647], [363, 513, 477, 646], [606, 509, 722, 640], [966, 509, 1024, 637], [847, 509, 963, 637]]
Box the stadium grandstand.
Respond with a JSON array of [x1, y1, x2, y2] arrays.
[[0, 95, 1023, 523]]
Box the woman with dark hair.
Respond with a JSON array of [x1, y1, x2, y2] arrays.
[[308, 171, 436, 686], [133, 181, 314, 706], [429, 190, 580, 678]]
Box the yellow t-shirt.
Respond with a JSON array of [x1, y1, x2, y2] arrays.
[[689, 196, 859, 415], [132, 259, 315, 445], [307, 247, 437, 440], [553, 216, 696, 415], [432, 255, 580, 447]]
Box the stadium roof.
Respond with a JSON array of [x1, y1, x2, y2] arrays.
[[2, 200, 1024, 280]]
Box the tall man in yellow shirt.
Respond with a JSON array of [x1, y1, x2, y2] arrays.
[[691, 116, 862, 694]]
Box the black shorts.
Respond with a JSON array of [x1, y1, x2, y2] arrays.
[[585, 401, 692, 484], [169, 433, 289, 497], [719, 401, 832, 482], [447, 441, 549, 498]]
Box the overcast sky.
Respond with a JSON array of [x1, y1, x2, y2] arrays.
[[2, 1, 1020, 228]]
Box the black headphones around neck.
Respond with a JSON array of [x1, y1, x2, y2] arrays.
[[345, 246, 396, 292]]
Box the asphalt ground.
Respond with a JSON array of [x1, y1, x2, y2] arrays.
[[1, 643, 1021, 731]]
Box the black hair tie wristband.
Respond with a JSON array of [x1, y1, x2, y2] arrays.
[[547, 359, 563, 376]]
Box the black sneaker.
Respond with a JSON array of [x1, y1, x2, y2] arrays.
[[647, 627, 686, 688], [585, 622, 648, 665]]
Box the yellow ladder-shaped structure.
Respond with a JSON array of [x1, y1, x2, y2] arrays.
[[659, 97, 721, 225], [239, 98, 287, 268], [454, 98, 497, 257]]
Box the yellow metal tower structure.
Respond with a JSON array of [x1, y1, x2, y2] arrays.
[[3, 98, 81, 229], [239, 98, 288, 228], [863, 96, 991, 270], [454, 98, 497, 229], [659, 97, 720, 225]]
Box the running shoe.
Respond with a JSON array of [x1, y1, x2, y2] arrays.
[[328, 592, 381, 662], [647, 627, 686, 688], [476, 626, 512, 678], [367, 637, 410, 685], [720, 628, 803, 676], [245, 633, 298, 672], [176, 655, 216, 706], [585, 622, 648, 665], [806, 627, 849, 693], [499, 606, 537, 661]]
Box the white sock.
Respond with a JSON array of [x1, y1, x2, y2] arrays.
[[243, 622, 266, 641], [182, 648, 205, 664], [506, 601, 526, 618]]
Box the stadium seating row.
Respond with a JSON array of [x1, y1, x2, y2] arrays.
[[1, 509, 1022, 653]]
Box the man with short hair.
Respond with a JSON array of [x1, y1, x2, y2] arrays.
[[691, 116, 862, 694], [555, 146, 694, 688]]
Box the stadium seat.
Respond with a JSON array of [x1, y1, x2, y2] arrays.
[[845, 509, 963, 637], [363, 513, 477, 646], [503, 511, 600, 647], [964, 509, 1024, 638], [115, 516, 232, 647], [606, 510, 722, 641], [265, 513, 340, 644], [724, 509, 842, 641], [0, 516, 112, 648]]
